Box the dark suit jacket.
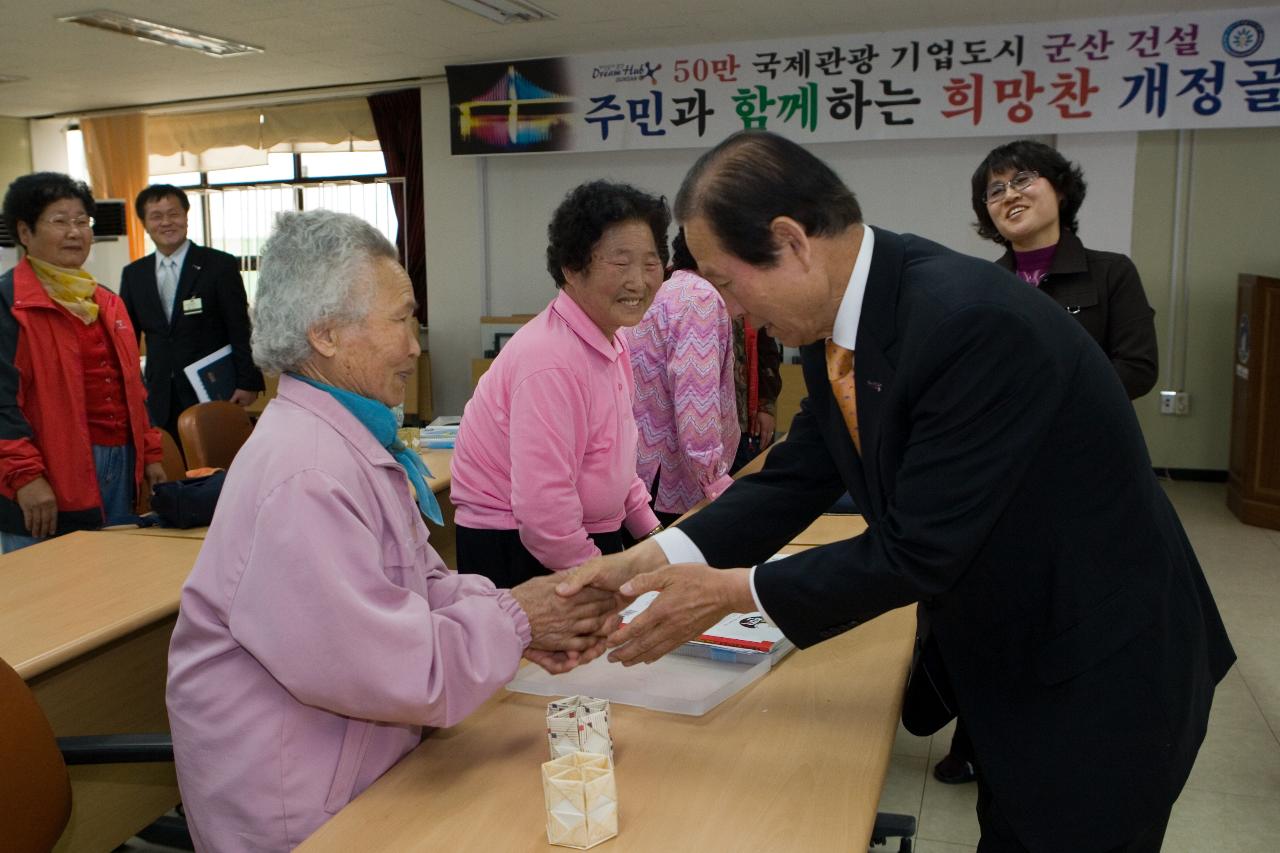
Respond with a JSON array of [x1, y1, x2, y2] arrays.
[[996, 231, 1159, 400], [120, 243, 263, 430], [678, 227, 1234, 853]]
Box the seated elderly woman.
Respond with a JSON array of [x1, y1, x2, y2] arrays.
[[0, 171, 164, 553], [166, 210, 617, 852], [450, 180, 668, 588]]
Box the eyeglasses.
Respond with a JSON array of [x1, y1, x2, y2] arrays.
[[982, 171, 1040, 204], [41, 215, 94, 232], [145, 210, 187, 224]]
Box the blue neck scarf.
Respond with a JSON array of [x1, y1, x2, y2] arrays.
[[290, 374, 443, 525]]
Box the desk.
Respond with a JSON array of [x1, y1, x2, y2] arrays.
[[108, 448, 459, 564], [300, 520, 915, 852], [0, 531, 203, 853]]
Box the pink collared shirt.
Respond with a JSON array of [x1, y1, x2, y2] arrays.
[[451, 290, 660, 570], [628, 270, 738, 514]]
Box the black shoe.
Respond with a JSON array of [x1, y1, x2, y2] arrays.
[[933, 753, 977, 784]]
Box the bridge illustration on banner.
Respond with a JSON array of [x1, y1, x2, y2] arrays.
[[455, 65, 573, 147]]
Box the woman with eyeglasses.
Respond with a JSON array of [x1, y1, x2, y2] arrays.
[[0, 172, 165, 553], [970, 140, 1158, 399], [933, 141, 1161, 786], [450, 180, 668, 587]]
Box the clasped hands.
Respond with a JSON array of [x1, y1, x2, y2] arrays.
[[514, 539, 756, 674]]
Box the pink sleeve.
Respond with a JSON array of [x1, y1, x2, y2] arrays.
[[622, 474, 660, 537], [227, 469, 528, 728], [507, 368, 601, 570], [667, 285, 738, 501]]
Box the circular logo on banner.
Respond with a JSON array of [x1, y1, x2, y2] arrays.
[[1223, 20, 1264, 58]]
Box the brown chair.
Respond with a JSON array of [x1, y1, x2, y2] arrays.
[[0, 656, 70, 852], [177, 401, 254, 470], [0, 656, 191, 852], [136, 430, 189, 514]]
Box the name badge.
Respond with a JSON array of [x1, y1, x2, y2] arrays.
[[182, 297, 203, 316]]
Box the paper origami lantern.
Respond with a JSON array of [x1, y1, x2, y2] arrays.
[[546, 695, 612, 762], [541, 751, 618, 849]]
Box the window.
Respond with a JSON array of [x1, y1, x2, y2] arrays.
[[65, 126, 90, 184], [146, 151, 403, 302]]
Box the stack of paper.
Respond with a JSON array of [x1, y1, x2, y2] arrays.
[[418, 424, 459, 449]]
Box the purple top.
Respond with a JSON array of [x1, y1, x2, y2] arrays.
[[627, 270, 739, 515], [1013, 243, 1058, 286]]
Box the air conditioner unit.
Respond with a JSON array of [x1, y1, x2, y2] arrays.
[[0, 199, 128, 247]]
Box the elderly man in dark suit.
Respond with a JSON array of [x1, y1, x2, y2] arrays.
[[120, 184, 263, 440], [560, 131, 1234, 853]]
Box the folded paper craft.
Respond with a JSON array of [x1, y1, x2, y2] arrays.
[[546, 695, 612, 762], [541, 751, 618, 849]]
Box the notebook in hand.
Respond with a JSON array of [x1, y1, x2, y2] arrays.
[[183, 345, 236, 403]]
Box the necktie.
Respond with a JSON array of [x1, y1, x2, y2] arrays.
[[157, 257, 178, 320], [825, 340, 861, 455]]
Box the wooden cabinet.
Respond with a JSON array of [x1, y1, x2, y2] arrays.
[[1227, 274, 1280, 529]]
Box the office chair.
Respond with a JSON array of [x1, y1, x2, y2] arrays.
[[137, 430, 189, 514], [0, 656, 193, 852], [177, 400, 254, 470]]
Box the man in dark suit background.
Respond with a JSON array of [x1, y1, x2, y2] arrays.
[[120, 185, 263, 440], [560, 131, 1234, 852]]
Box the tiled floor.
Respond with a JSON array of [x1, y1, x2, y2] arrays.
[[874, 480, 1280, 852]]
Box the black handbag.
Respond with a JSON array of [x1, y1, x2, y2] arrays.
[[150, 470, 227, 528]]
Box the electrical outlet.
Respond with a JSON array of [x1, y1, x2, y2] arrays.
[[1159, 390, 1190, 416]]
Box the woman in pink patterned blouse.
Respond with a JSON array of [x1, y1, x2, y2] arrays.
[[627, 229, 740, 524]]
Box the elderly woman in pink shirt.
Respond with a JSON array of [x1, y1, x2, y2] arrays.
[[451, 180, 667, 588], [166, 211, 617, 852], [628, 229, 739, 525]]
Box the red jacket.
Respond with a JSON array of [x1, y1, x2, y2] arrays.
[[0, 258, 162, 535]]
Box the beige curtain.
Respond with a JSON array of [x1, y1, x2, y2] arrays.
[[147, 98, 377, 158], [81, 113, 150, 261]]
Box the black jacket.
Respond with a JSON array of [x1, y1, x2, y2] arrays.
[[120, 243, 263, 429], [996, 231, 1158, 399], [679, 227, 1233, 853]]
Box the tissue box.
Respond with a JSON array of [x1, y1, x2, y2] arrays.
[[546, 695, 612, 762], [541, 752, 618, 849]]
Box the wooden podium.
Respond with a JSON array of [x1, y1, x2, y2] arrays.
[[1227, 274, 1280, 529]]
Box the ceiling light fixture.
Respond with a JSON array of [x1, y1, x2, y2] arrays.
[[58, 10, 263, 58], [442, 0, 556, 25]]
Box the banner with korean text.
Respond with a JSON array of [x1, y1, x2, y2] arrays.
[[445, 7, 1279, 155]]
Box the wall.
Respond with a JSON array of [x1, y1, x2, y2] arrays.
[[422, 74, 1138, 416], [0, 116, 32, 192], [422, 81, 1278, 472], [28, 117, 71, 174], [1131, 128, 1280, 471]]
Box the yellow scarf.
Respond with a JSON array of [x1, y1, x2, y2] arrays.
[[28, 257, 100, 325]]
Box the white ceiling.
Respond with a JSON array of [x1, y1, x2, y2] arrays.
[[0, 0, 1254, 118]]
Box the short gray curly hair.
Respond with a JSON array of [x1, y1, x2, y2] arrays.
[[251, 210, 399, 374]]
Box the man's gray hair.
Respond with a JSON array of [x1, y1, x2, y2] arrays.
[[251, 210, 399, 374]]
